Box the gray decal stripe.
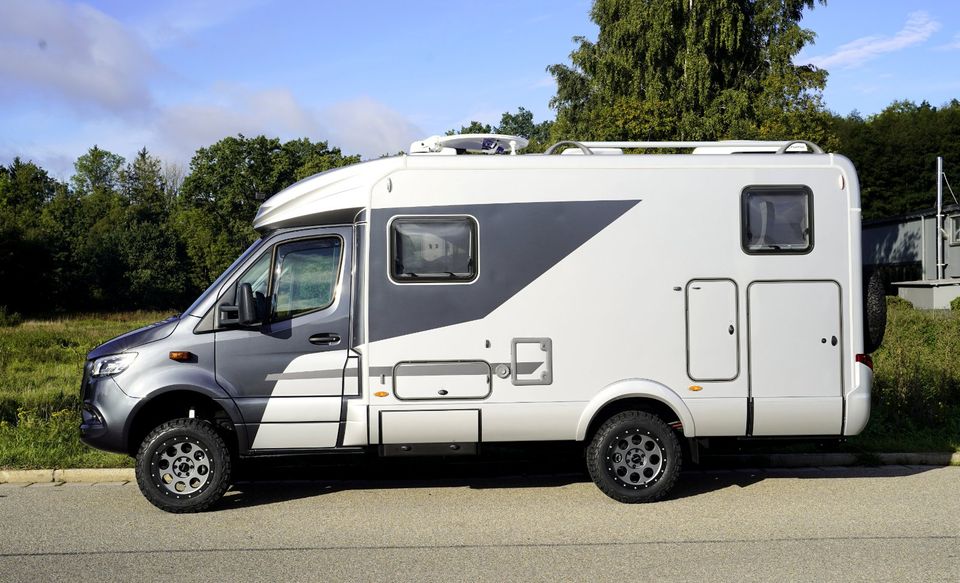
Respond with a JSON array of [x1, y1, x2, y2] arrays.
[[368, 362, 541, 377], [266, 369, 359, 381], [265, 362, 543, 382], [513, 361, 543, 375], [396, 362, 489, 376], [369, 200, 640, 342]]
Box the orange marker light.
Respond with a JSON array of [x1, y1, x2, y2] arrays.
[[689, 385, 703, 392], [374, 391, 389, 397], [169, 351, 194, 362]]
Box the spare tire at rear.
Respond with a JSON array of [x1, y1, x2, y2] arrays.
[[863, 267, 886, 354]]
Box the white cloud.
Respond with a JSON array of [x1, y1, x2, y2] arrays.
[[529, 76, 556, 90], [321, 97, 424, 158], [152, 85, 322, 158], [0, 0, 159, 111], [935, 32, 960, 51], [150, 88, 421, 162], [134, 0, 267, 49], [806, 11, 940, 70]]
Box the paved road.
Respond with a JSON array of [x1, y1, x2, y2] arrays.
[[1, 464, 958, 582]]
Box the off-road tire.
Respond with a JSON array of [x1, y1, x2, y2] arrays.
[[586, 411, 682, 503], [135, 418, 232, 513], [863, 267, 887, 354]]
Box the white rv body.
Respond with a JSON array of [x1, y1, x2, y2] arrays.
[[254, 144, 872, 450]]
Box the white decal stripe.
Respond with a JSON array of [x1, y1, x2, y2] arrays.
[[268, 349, 348, 397], [259, 397, 342, 423], [252, 423, 339, 449]]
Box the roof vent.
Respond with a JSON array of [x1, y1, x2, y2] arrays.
[[409, 133, 530, 156]]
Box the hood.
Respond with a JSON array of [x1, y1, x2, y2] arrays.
[[87, 315, 181, 360]]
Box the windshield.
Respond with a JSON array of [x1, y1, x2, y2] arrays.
[[183, 239, 264, 316]]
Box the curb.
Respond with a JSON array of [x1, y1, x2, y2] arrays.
[[698, 451, 960, 468], [1, 468, 134, 484], [1, 452, 958, 483]]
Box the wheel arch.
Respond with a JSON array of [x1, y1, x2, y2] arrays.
[[124, 386, 246, 456], [576, 379, 696, 441]]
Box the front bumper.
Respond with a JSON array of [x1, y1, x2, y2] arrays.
[[79, 366, 140, 454]]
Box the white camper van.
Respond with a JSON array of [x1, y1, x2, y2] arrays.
[[80, 135, 885, 512]]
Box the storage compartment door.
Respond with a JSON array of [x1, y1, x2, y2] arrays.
[[380, 410, 480, 444], [686, 279, 739, 381], [748, 281, 843, 435], [394, 361, 491, 400]]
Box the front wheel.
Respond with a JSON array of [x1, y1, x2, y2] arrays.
[[135, 418, 232, 513], [586, 411, 682, 503]]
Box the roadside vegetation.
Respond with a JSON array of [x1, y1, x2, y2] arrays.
[[0, 312, 169, 468], [0, 300, 957, 470], [851, 298, 960, 453]]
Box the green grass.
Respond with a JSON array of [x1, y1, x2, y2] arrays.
[[0, 300, 957, 470], [0, 311, 172, 469]]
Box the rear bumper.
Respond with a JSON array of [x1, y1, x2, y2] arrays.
[[844, 362, 873, 436]]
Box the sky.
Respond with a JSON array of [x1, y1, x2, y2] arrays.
[[1, 0, 959, 177]]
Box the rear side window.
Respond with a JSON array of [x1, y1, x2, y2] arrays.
[[742, 186, 813, 254], [391, 217, 478, 282]]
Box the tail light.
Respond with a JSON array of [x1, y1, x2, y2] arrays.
[[856, 353, 873, 370]]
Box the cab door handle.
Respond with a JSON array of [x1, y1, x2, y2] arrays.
[[309, 333, 341, 346]]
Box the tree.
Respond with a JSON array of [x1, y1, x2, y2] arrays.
[[496, 107, 554, 152], [0, 159, 64, 312], [832, 100, 960, 219], [176, 135, 359, 291], [446, 121, 494, 136], [117, 148, 188, 307], [547, 0, 830, 143], [71, 145, 125, 196], [444, 108, 555, 153]]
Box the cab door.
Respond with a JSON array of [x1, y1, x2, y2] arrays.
[[214, 227, 353, 450]]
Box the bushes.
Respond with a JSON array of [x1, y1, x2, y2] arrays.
[[951, 295, 960, 311], [0, 312, 165, 468], [0, 306, 21, 327], [871, 297, 960, 427], [0, 408, 131, 469]]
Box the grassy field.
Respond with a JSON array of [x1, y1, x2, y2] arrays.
[[0, 311, 172, 468], [0, 301, 957, 469]]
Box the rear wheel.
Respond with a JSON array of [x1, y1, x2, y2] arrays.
[[135, 418, 232, 513], [586, 411, 682, 503]]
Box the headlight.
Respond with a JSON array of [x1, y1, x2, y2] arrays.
[[90, 353, 137, 377]]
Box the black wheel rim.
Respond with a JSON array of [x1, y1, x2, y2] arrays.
[[150, 435, 214, 499], [604, 428, 665, 489]]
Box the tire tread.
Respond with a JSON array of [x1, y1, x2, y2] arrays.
[[135, 418, 232, 513]]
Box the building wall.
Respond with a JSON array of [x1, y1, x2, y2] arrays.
[[863, 209, 960, 280]]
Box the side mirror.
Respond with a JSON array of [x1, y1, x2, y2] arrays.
[[218, 283, 262, 327], [237, 283, 260, 326]]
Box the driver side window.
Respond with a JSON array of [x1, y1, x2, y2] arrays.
[[235, 251, 271, 302], [228, 237, 343, 324], [271, 238, 343, 320]]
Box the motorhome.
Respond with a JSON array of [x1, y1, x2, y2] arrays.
[[80, 134, 886, 512]]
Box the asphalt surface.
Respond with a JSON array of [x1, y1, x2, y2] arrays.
[[1, 462, 958, 582]]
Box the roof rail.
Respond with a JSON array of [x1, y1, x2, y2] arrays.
[[544, 139, 824, 155]]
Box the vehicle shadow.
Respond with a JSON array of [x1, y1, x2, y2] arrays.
[[215, 443, 945, 510]]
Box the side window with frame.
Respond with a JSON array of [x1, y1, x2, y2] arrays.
[[741, 186, 813, 254], [234, 251, 271, 303], [271, 237, 343, 320], [391, 217, 478, 282], [949, 215, 960, 246]]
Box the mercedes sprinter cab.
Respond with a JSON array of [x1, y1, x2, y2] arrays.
[[80, 134, 886, 512]]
